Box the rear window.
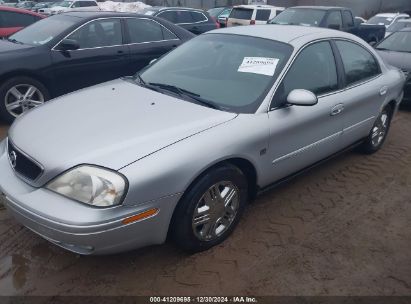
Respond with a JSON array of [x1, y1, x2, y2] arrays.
[[230, 8, 253, 20], [256, 9, 271, 21], [0, 11, 39, 27], [191, 12, 207, 22]]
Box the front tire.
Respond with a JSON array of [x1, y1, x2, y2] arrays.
[[171, 164, 248, 252], [0, 76, 50, 124], [360, 106, 393, 154]]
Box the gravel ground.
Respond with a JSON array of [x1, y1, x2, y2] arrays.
[[0, 110, 410, 296]]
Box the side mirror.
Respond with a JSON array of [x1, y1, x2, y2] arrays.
[[369, 40, 377, 47], [328, 24, 341, 30], [287, 89, 318, 106], [149, 58, 157, 65], [57, 38, 80, 51]]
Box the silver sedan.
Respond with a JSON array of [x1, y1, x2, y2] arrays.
[[0, 25, 406, 254]]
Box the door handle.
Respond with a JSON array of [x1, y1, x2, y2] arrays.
[[331, 103, 344, 116], [379, 86, 388, 96]]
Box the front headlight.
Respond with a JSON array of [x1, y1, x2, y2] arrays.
[[46, 166, 127, 207]]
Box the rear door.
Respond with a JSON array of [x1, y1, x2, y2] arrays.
[[124, 17, 180, 75], [51, 18, 129, 95], [333, 40, 384, 146]]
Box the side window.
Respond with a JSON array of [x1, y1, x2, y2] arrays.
[[126, 18, 166, 43], [274, 41, 338, 105], [255, 9, 271, 21], [190, 12, 207, 22], [0, 11, 36, 27], [67, 18, 123, 48], [71, 1, 81, 7], [162, 26, 178, 40], [342, 11, 354, 27], [175, 11, 194, 24], [336, 40, 380, 86], [157, 11, 177, 23], [327, 11, 343, 28]]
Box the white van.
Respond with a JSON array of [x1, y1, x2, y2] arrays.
[[226, 5, 284, 27]]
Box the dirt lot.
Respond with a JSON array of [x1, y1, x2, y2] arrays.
[[0, 111, 410, 297]]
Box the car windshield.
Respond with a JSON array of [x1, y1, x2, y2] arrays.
[[8, 15, 78, 46], [58, 0, 72, 7], [269, 8, 326, 27], [367, 16, 393, 26], [387, 21, 411, 32], [376, 31, 411, 52], [139, 34, 293, 113]]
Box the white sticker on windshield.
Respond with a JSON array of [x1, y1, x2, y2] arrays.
[[238, 57, 279, 76], [145, 11, 155, 15]]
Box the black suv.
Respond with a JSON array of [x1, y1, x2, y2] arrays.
[[142, 7, 219, 35]]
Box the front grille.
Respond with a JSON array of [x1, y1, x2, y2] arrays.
[[7, 140, 43, 181]]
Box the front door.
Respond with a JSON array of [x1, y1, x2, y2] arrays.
[[51, 18, 129, 95], [265, 41, 345, 183]]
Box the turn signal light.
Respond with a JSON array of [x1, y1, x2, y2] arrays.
[[122, 208, 159, 224]]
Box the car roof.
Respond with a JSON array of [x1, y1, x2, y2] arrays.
[[211, 24, 355, 44], [234, 4, 283, 9], [0, 5, 45, 16], [375, 13, 409, 17], [289, 6, 348, 11], [61, 11, 146, 19], [157, 6, 205, 12]]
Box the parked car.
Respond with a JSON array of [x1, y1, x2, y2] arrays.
[[31, 2, 55, 13], [366, 13, 409, 29], [0, 25, 405, 255], [207, 6, 231, 28], [355, 16, 367, 24], [142, 7, 218, 35], [385, 19, 411, 37], [0, 6, 44, 37], [227, 4, 284, 27], [2, 0, 20, 7], [268, 6, 386, 45], [15, 1, 36, 10], [47, 0, 100, 15], [375, 28, 411, 104], [0, 11, 194, 123]]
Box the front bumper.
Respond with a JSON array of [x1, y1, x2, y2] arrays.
[[0, 146, 181, 255]]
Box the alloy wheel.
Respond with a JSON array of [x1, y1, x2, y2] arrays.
[[371, 111, 389, 147], [5, 84, 45, 117], [192, 181, 240, 242]]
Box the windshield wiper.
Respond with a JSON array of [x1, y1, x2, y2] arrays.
[[6, 38, 23, 44], [148, 82, 223, 110]]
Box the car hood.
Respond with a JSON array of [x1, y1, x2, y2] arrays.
[[9, 79, 237, 186], [377, 49, 411, 71], [0, 40, 35, 55]]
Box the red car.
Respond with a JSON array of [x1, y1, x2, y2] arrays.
[[0, 6, 44, 37]]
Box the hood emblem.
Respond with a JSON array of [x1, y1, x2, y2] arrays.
[[9, 151, 17, 168]]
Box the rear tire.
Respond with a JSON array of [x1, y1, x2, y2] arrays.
[[360, 105, 393, 154], [0, 76, 50, 124], [170, 164, 248, 252]]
